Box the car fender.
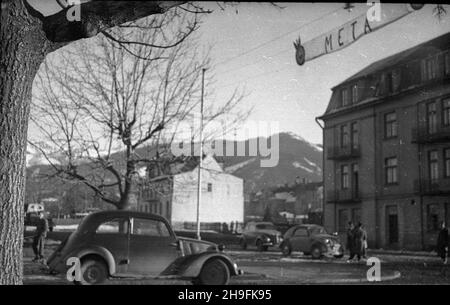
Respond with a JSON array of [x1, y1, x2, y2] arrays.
[[256, 233, 269, 244], [311, 240, 327, 252], [161, 252, 238, 278], [67, 245, 116, 276]]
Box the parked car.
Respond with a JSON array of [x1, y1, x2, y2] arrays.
[[47, 210, 242, 285], [239, 221, 283, 251], [279, 224, 344, 259]]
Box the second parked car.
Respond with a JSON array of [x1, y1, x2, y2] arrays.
[[279, 224, 344, 259], [240, 222, 283, 251]]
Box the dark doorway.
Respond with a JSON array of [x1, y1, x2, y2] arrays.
[[388, 214, 399, 244]]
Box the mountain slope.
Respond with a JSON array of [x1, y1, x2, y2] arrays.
[[219, 132, 323, 193]]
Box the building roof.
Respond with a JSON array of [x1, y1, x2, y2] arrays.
[[334, 33, 450, 89], [320, 32, 450, 119]]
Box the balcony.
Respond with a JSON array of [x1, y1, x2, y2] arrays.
[[414, 178, 450, 196], [411, 125, 450, 144], [327, 188, 361, 203], [327, 145, 361, 160]]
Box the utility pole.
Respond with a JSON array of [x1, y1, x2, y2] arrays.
[[196, 68, 206, 240]]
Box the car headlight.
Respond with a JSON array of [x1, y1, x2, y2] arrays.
[[325, 239, 331, 244]]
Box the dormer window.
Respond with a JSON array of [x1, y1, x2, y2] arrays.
[[422, 56, 437, 81], [352, 84, 358, 104], [445, 51, 450, 76], [341, 88, 349, 107]]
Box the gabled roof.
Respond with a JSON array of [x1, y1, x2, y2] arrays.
[[334, 32, 450, 89]]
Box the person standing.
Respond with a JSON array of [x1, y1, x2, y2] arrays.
[[360, 223, 368, 259], [32, 211, 49, 263], [436, 221, 448, 265], [349, 222, 365, 262], [346, 221, 355, 262]]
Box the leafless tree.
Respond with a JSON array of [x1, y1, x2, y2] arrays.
[[30, 13, 247, 211]]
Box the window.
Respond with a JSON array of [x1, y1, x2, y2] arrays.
[[427, 204, 440, 232], [341, 88, 349, 107], [293, 228, 308, 237], [422, 56, 437, 81], [427, 102, 437, 134], [385, 157, 398, 185], [445, 148, 450, 178], [429, 150, 439, 181], [386, 71, 394, 93], [443, 98, 450, 126], [351, 122, 359, 149], [340, 124, 349, 148], [385, 112, 398, 138], [445, 51, 450, 76], [338, 209, 349, 233], [207, 183, 212, 192], [352, 163, 359, 195], [352, 84, 358, 104], [96, 218, 129, 234], [341, 165, 349, 189], [132, 218, 170, 237]]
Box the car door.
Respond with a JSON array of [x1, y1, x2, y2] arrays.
[[89, 217, 130, 275], [127, 217, 179, 276], [289, 227, 309, 252]]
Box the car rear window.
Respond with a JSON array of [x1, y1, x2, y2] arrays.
[[310, 227, 327, 235], [132, 218, 171, 237], [96, 218, 129, 234]]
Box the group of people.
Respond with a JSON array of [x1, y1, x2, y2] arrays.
[[345, 221, 367, 262]]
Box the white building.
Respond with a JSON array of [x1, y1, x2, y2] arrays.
[[137, 155, 244, 230]]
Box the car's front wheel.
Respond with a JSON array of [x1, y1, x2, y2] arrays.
[[311, 245, 323, 260], [76, 259, 108, 285], [194, 259, 230, 285], [256, 239, 268, 252], [281, 242, 292, 257]]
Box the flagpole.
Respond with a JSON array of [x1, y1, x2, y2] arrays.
[[196, 68, 206, 240]]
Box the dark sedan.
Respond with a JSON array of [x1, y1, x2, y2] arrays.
[[279, 224, 344, 259], [47, 210, 241, 285], [239, 222, 283, 251]]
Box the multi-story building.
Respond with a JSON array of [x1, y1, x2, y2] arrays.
[[318, 33, 450, 250]]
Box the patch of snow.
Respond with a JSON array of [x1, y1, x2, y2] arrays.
[[292, 161, 314, 173], [224, 158, 257, 173], [285, 131, 306, 142], [303, 157, 322, 172]]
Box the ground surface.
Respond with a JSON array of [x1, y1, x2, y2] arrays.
[[22, 240, 450, 285]]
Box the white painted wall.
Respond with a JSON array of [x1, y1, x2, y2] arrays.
[[171, 156, 244, 225]]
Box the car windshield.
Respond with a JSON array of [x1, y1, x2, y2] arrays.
[[256, 223, 276, 230], [310, 227, 327, 235]]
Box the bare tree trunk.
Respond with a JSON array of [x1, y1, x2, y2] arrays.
[[0, 0, 51, 284]]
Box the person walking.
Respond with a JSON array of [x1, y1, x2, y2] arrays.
[[346, 221, 355, 262], [436, 221, 448, 265], [32, 211, 49, 263]]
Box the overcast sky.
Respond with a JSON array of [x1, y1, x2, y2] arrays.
[[29, 2, 449, 145], [198, 2, 449, 144]]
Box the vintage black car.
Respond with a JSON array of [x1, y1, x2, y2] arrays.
[[239, 221, 283, 251], [279, 224, 344, 259], [47, 211, 241, 285]]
